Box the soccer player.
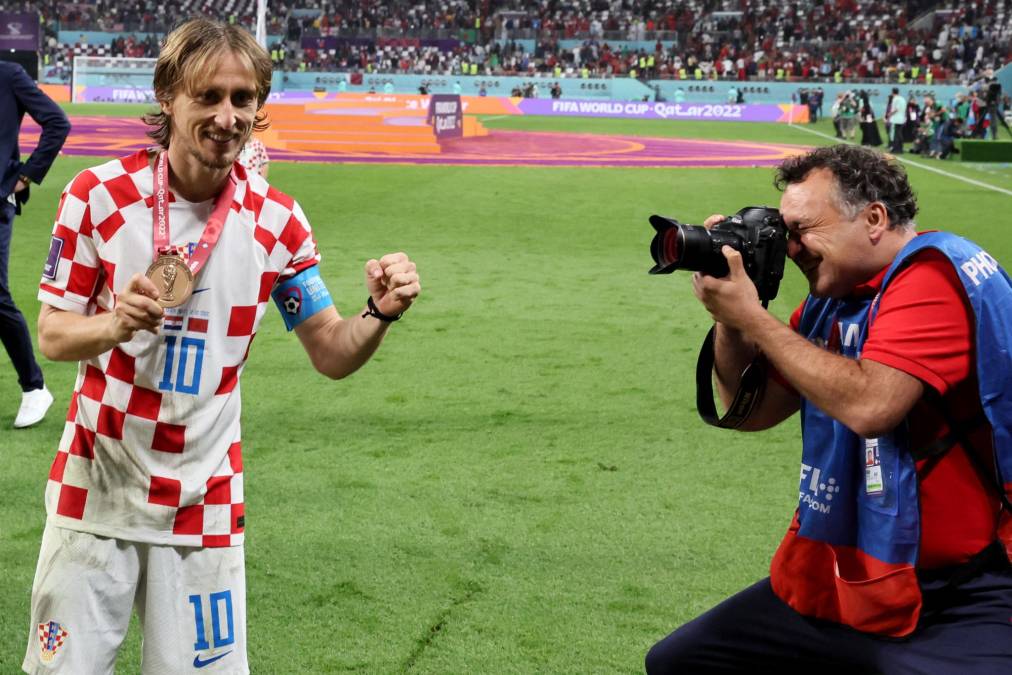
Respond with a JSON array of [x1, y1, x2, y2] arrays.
[[23, 19, 419, 673]]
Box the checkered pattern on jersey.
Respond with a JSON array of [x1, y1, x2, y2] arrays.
[[39, 150, 320, 547]]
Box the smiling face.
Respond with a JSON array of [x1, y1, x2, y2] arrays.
[[160, 50, 258, 179], [779, 168, 882, 298]]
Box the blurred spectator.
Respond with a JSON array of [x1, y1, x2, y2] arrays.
[[237, 136, 270, 178], [831, 92, 845, 138], [859, 91, 883, 146], [809, 87, 823, 123], [839, 91, 860, 140], [932, 116, 964, 158], [886, 87, 907, 153], [904, 96, 921, 142]]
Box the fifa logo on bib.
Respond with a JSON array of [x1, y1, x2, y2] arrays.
[[38, 620, 69, 663]]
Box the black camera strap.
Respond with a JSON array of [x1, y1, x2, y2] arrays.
[[695, 325, 768, 429]]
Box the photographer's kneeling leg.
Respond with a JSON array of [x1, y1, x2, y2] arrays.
[[875, 567, 1012, 674], [645, 578, 879, 674]]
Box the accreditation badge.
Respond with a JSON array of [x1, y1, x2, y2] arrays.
[[864, 438, 884, 495]]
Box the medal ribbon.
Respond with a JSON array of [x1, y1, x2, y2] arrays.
[[152, 150, 236, 273]]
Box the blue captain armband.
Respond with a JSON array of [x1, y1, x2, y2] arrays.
[[271, 266, 334, 331]]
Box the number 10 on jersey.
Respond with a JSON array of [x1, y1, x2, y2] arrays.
[[159, 335, 206, 395]]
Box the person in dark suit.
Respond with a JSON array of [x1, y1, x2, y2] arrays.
[[0, 61, 70, 427], [858, 90, 882, 147]]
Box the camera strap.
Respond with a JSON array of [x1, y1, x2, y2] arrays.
[[695, 325, 767, 428]]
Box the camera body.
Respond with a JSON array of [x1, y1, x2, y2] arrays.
[[649, 206, 788, 303]]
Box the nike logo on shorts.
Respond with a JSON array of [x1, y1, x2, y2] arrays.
[[193, 650, 232, 668]]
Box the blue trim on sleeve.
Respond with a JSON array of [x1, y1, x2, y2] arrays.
[[271, 266, 334, 331]]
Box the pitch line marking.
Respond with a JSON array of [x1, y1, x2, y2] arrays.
[[787, 123, 1012, 198]]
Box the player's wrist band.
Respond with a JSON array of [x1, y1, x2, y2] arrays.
[[362, 296, 402, 322]]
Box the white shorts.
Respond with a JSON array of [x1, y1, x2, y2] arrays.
[[23, 523, 248, 674]]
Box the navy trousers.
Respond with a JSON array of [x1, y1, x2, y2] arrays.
[[0, 199, 44, 393], [646, 559, 1012, 674]]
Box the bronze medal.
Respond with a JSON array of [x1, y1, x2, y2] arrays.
[[146, 254, 194, 308], [149, 151, 235, 309]]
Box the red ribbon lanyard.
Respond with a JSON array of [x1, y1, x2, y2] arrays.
[[152, 150, 236, 274]]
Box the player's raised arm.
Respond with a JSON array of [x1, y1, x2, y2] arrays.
[[282, 252, 421, 379]]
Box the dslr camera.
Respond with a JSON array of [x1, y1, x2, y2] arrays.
[[648, 206, 789, 303]]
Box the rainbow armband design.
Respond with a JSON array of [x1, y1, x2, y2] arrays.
[[272, 266, 334, 331]]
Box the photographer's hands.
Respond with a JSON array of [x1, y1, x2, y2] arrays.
[[692, 245, 762, 329], [691, 214, 765, 332], [690, 238, 799, 429]]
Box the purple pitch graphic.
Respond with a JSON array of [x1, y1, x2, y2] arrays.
[[23, 116, 809, 169]]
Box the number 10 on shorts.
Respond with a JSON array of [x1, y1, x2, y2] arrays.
[[189, 590, 236, 650]]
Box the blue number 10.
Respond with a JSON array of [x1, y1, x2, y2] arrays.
[[189, 590, 235, 650], [159, 335, 205, 394]]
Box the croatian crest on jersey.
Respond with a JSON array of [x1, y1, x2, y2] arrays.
[[38, 620, 69, 663]]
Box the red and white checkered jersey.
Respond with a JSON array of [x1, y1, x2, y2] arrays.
[[38, 148, 320, 547]]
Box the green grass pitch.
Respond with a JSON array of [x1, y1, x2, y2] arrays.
[[1, 107, 1010, 672]]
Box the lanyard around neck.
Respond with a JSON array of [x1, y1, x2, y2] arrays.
[[152, 149, 236, 275]]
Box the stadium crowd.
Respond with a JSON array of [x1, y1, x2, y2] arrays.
[[3, 0, 1010, 85]]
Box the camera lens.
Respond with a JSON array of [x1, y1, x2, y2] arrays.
[[649, 217, 729, 275], [655, 227, 681, 268], [677, 226, 719, 271]]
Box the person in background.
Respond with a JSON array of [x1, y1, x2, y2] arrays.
[[859, 91, 883, 147], [886, 87, 907, 153], [975, 66, 1004, 140], [904, 97, 920, 143], [910, 101, 937, 156], [808, 87, 822, 123], [0, 61, 70, 428], [831, 92, 845, 138], [933, 116, 964, 159], [237, 136, 269, 179], [839, 91, 860, 141]]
